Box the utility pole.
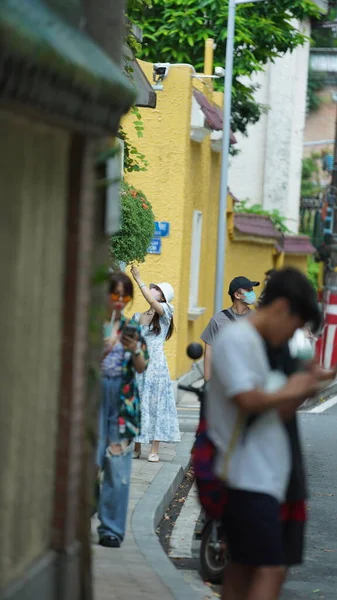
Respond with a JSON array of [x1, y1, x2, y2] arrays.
[[214, 0, 265, 314], [332, 101, 337, 236], [320, 19, 337, 277], [328, 103, 337, 282], [214, 0, 235, 313]]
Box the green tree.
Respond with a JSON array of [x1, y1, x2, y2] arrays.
[[307, 69, 326, 112], [311, 2, 337, 49], [301, 154, 322, 198], [129, 0, 320, 136]]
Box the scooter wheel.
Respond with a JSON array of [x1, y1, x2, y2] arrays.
[[199, 521, 229, 584]]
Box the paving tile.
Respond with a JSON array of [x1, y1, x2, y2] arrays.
[[93, 442, 180, 599]]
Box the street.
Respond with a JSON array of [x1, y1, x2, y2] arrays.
[[176, 399, 337, 599], [282, 402, 337, 599]]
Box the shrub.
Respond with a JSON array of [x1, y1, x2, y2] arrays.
[[110, 181, 155, 266], [234, 200, 289, 233], [307, 256, 320, 292]]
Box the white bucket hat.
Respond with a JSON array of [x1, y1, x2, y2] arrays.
[[150, 282, 174, 306]]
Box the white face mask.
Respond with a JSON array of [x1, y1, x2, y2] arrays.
[[150, 288, 162, 301], [242, 290, 256, 305]]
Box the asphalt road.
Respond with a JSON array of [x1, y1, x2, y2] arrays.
[[282, 403, 337, 600], [177, 397, 200, 432], [177, 398, 337, 599]]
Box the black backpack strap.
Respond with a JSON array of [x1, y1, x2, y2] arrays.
[[222, 309, 236, 322]]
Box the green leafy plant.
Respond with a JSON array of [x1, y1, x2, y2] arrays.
[[127, 0, 152, 12], [234, 200, 290, 233], [121, 9, 150, 173], [129, 0, 320, 138], [119, 106, 149, 173], [311, 2, 337, 49], [301, 153, 322, 198], [109, 181, 155, 266], [119, 128, 149, 172], [307, 69, 326, 112], [131, 105, 145, 138], [307, 255, 320, 291]]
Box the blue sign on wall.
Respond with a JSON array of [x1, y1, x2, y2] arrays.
[[147, 238, 162, 254], [154, 221, 170, 237]]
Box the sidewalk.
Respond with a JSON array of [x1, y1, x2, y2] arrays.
[[92, 428, 212, 600], [92, 376, 337, 600]]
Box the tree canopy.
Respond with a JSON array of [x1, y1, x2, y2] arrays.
[[128, 0, 321, 136], [311, 1, 337, 48]]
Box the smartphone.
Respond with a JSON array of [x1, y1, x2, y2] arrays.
[[122, 323, 139, 339]]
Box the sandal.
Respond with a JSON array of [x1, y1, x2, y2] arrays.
[[148, 453, 159, 463]]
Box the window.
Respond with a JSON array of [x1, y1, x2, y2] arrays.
[[188, 211, 205, 320], [105, 139, 124, 235]]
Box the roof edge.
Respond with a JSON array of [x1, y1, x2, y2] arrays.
[[282, 234, 316, 255], [0, 0, 136, 118]]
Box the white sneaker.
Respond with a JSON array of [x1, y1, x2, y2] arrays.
[[148, 453, 159, 463]]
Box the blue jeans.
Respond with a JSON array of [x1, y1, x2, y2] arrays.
[[97, 376, 133, 542]]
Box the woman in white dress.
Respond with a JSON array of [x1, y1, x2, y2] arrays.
[[131, 266, 181, 462]]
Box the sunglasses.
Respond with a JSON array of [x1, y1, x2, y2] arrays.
[[110, 293, 132, 303]]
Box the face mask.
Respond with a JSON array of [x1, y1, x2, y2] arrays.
[[297, 346, 315, 361], [243, 290, 256, 305]]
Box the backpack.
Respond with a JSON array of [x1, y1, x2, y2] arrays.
[[193, 416, 228, 520], [222, 309, 236, 323]]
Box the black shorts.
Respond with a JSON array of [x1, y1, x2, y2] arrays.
[[222, 489, 305, 567]]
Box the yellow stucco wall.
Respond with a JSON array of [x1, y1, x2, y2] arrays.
[[179, 122, 222, 376], [123, 62, 234, 378], [225, 239, 274, 301], [284, 254, 308, 272], [123, 61, 194, 378], [122, 60, 311, 379]]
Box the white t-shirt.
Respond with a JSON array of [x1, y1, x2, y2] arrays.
[[207, 319, 291, 502]]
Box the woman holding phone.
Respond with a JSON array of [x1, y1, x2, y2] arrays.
[[96, 271, 149, 548], [131, 265, 180, 462]]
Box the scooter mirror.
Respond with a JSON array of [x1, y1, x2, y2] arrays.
[[186, 342, 203, 361]]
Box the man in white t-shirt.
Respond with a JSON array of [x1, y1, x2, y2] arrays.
[[207, 267, 333, 600]]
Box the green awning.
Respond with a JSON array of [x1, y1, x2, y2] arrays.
[[0, 0, 136, 131]]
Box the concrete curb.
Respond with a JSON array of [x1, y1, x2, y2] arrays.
[[302, 380, 337, 411], [132, 435, 213, 600], [174, 361, 204, 405]]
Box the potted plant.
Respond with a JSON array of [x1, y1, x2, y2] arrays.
[[110, 181, 155, 268]]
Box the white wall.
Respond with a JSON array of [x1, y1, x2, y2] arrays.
[[228, 20, 310, 233], [228, 69, 269, 207]]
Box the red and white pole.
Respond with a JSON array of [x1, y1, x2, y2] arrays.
[[315, 288, 324, 364], [321, 290, 337, 369]]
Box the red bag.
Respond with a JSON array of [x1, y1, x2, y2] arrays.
[[192, 418, 228, 521]]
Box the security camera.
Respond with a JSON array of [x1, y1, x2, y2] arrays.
[[215, 66, 225, 77], [153, 63, 171, 83]]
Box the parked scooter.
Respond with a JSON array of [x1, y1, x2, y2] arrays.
[[178, 343, 229, 584]]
